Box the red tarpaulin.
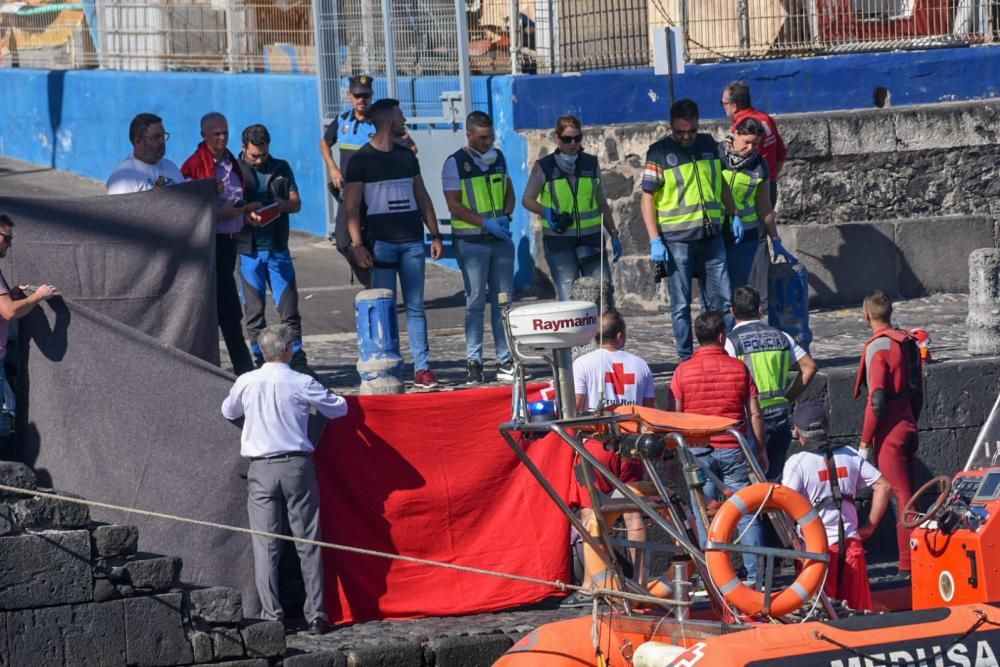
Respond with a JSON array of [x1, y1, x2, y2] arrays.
[[315, 385, 576, 623]]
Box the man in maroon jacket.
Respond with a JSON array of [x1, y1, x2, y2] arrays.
[[181, 111, 257, 375], [855, 290, 923, 573], [670, 310, 766, 582], [722, 81, 787, 205]]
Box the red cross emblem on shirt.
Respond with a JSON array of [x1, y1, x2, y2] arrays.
[[605, 363, 635, 395], [818, 466, 849, 482]]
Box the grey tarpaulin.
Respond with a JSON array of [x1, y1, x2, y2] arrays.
[[0, 180, 220, 363], [3, 181, 260, 614]]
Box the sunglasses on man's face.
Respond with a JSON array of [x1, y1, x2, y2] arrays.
[[0, 233, 13, 244], [559, 134, 583, 144]]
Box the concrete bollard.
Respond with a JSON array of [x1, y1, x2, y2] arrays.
[[968, 248, 1000, 355], [355, 288, 404, 395]]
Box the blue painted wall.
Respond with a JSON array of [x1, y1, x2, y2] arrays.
[[0, 69, 331, 236], [509, 45, 1000, 130], [0, 69, 491, 238]]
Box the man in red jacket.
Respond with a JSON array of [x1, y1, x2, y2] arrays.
[[722, 81, 787, 205], [181, 111, 258, 376], [670, 310, 766, 582], [855, 290, 923, 573]]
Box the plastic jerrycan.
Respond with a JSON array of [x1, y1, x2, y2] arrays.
[[768, 254, 813, 353]]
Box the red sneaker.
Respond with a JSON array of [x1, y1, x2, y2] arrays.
[[413, 368, 439, 389]]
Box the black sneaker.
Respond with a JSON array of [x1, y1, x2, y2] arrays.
[[466, 360, 484, 385], [497, 361, 531, 383], [559, 591, 593, 608]]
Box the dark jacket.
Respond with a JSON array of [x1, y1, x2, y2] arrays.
[[235, 155, 295, 254]]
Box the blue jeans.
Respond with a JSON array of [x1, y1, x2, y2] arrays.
[[544, 240, 612, 301], [456, 236, 514, 364], [238, 249, 302, 356], [726, 234, 769, 308], [690, 443, 762, 583], [664, 235, 733, 360], [372, 240, 430, 372]]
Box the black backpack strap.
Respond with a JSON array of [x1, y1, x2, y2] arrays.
[[820, 450, 848, 595]]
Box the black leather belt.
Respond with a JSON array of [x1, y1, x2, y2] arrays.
[[250, 451, 311, 462]]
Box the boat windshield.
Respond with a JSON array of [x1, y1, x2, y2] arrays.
[[965, 393, 1000, 471], [966, 437, 1000, 471]]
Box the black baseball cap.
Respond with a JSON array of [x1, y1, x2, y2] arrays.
[[792, 402, 828, 431], [349, 75, 373, 96]]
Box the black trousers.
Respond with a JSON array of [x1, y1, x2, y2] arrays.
[[216, 234, 254, 375]]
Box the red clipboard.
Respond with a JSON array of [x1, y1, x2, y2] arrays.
[[255, 202, 281, 226]]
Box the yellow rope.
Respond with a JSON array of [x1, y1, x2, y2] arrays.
[[0, 483, 690, 609]]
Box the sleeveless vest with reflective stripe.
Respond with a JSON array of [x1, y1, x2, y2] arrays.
[[449, 149, 509, 235], [726, 321, 793, 412], [723, 166, 762, 229], [537, 152, 602, 237], [654, 141, 723, 240]]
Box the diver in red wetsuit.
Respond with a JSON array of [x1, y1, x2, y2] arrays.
[[854, 290, 923, 573]]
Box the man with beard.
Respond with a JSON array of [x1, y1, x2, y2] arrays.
[[107, 113, 184, 194], [343, 98, 444, 389], [641, 99, 738, 360], [321, 75, 416, 287]]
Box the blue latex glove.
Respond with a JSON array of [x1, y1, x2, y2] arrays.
[[543, 208, 558, 230], [483, 216, 512, 242], [611, 236, 623, 263], [731, 215, 745, 244], [650, 237, 667, 263], [771, 237, 797, 263]]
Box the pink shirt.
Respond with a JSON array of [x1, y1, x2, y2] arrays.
[[214, 156, 245, 235]]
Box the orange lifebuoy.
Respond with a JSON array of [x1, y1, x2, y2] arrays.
[[706, 483, 828, 618]]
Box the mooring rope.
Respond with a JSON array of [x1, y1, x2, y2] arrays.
[[0, 482, 690, 609]]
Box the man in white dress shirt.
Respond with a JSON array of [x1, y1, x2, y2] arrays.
[[221, 324, 348, 634], [106, 113, 184, 194]]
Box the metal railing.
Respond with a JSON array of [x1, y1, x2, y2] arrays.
[[652, 0, 984, 63], [0, 0, 315, 72], [0, 0, 997, 74]]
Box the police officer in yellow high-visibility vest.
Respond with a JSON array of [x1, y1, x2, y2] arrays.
[[725, 285, 816, 479], [522, 115, 622, 301], [641, 99, 739, 360], [719, 116, 787, 311], [442, 111, 517, 385]]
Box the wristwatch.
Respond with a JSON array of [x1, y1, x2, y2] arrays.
[[431, 233, 444, 242]]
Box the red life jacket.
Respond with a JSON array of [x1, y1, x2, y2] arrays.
[[853, 327, 922, 401]]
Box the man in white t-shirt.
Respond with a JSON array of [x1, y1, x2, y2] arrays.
[[106, 113, 184, 195], [563, 311, 654, 606], [574, 310, 656, 412], [782, 402, 891, 611]]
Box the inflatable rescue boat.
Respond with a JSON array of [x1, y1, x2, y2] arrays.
[[491, 300, 1000, 666]]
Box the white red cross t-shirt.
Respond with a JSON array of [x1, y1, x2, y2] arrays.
[[573, 348, 655, 412], [782, 446, 882, 543]]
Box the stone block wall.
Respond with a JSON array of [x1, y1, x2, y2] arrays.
[[0, 461, 286, 667], [521, 100, 1000, 308]]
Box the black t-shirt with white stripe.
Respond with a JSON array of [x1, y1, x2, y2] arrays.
[[344, 142, 423, 243]]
